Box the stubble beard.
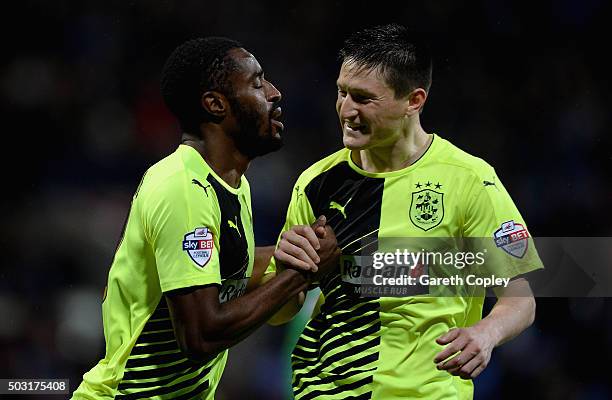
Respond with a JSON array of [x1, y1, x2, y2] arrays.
[[228, 96, 283, 160]]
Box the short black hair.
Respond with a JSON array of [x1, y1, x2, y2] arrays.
[[160, 37, 243, 132], [339, 24, 432, 99]]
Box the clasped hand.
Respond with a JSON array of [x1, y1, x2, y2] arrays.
[[274, 215, 341, 281]]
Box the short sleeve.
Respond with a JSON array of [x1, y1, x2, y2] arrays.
[[265, 181, 317, 274], [142, 174, 222, 292], [462, 167, 543, 279]]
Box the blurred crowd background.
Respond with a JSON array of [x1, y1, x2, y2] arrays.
[[2, 0, 611, 399]]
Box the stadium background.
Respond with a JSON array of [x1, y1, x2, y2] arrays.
[[2, 1, 611, 399]]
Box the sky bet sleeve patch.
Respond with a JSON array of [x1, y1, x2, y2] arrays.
[[493, 220, 530, 258], [182, 227, 214, 268]]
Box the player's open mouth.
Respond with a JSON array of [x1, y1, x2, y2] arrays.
[[345, 122, 366, 134], [270, 107, 284, 134]]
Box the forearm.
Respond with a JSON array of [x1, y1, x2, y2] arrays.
[[268, 289, 305, 326], [248, 246, 306, 325], [475, 294, 535, 347], [202, 269, 309, 351]]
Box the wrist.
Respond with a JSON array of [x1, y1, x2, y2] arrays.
[[278, 268, 311, 293], [474, 317, 503, 347]]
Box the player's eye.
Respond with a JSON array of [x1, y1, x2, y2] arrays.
[[337, 89, 347, 97], [353, 94, 371, 104]]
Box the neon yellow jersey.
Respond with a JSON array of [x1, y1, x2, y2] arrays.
[[73, 145, 255, 399], [269, 134, 543, 399]]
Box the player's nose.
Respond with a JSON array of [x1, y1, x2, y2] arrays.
[[338, 96, 358, 119], [266, 80, 281, 103]]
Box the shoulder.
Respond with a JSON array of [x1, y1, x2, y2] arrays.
[[430, 135, 496, 181], [139, 151, 188, 201], [293, 148, 349, 188], [138, 149, 217, 211]]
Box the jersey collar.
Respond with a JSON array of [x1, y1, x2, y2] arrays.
[[346, 134, 438, 178]]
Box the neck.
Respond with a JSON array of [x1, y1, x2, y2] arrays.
[[352, 121, 431, 173], [181, 127, 249, 189]]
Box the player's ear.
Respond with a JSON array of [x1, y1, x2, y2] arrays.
[[404, 88, 427, 116], [201, 91, 228, 119]]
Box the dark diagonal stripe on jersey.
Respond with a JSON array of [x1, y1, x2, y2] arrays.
[[321, 301, 379, 327], [339, 393, 373, 400], [293, 327, 324, 358], [298, 336, 320, 348], [334, 200, 382, 250], [309, 309, 378, 347], [293, 346, 318, 361], [117, 364, 202, 390], [296, 336, 319, 351], [171, 378, 211, 400], [319, 321, 381, 360], [323, 287, 345, 305], [299, 331, 321, 346], [122, 358, 198, 381], [302, 320, 324, 337], [320, 284, 381, 314], [322, 275, 342, 294], [130, 340, 178, 355], [300, 319, 325, 342], [141, 318, 172, 332], [293, 351, 379, 386], [330, 352, 378, 376], [125, 349, 184, 368], [298, 325, 322, 341], [116, 366, 211, 400], [292, 336, 380, 380], [320, 309, 379, 337], [294, 364, 376, 397], [326, 294, 371, 313], [305, 317, 325, 332], [150, 306, 169, 320], [297, 305, 379, 357], [118, 372, 181, 390], [318, 334, 380, 366], [120, 365, 191, 386], [296, 375, 373, 400], [135, 329, 176, 344], [324, 281, 343, 298]]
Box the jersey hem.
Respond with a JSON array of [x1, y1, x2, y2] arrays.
[[161, 278, 221, 293]]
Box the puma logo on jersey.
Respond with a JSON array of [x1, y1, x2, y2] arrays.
[[329, 197, 352, 219], [483, 180, 496, 187], [294, 185, 304, 199], [228, 216, 241, 237], [192, 179, 211, 196]]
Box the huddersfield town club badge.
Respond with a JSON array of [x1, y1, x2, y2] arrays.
[[410, 188, 444, 231], [493, 220, 529, 258], [182, 227, 214, 267]]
